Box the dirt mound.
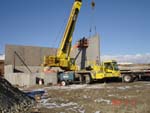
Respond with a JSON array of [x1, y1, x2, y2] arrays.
[[0, 77, 34, 113]]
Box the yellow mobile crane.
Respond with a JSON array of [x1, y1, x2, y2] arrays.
[[43, 0, 82, 71], [43, 0, 121, 85]]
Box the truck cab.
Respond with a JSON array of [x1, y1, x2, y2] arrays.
[[103, 60, 121, 78], [91, 60, 121, 80]]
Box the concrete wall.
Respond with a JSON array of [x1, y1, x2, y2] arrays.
[[5, 72, 58, 86], [71, 34, 100, 68], [0, 60, 4, 76], [4, 34, 100, 86], [36, 72, 58, 85], [4, 65, 58, 86], [4, 45, 58, 86], [5, 44, 57, 66], [5, 73, 36, 86], [5, 35, 100, 68], [5, 65, 42, 74]]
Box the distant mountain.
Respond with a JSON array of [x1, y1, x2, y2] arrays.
[[101, 53, 150, 64]]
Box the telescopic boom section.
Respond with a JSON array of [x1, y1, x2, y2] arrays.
[[57, 0, 82, 58], [43, 0, 82, 71]]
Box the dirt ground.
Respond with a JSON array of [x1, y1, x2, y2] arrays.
[[26, 80, 150, 113]]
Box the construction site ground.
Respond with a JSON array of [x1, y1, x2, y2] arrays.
[[25, 79, 150, 113]]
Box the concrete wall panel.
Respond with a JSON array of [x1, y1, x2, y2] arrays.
[[5, 34, 99, 68], [5, 45, 24, 66], [71, 34, 100, 68], [4, 35, 100, 86], [5, 45, 57, 66], [5, 72, 58, 86]]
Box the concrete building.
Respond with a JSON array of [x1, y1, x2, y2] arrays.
[[5, 45, 58, 86], [4, 34, 100, 86], [0, 55, 4, 76], [0, 60, 4, 76], [5, 44, 57, 66]]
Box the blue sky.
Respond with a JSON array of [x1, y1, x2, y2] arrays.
[[0, 0, 150, 56]]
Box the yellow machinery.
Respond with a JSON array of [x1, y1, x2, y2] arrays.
[[74, 38, 120, 83], [43, 0, 82, 71], [75, 59, 121, 84], [90, 60, 120, 80], [43, 0, 121, 84]]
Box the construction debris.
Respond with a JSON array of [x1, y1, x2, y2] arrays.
[[0, 77, 34, 113], [25, 90, 46, 101]]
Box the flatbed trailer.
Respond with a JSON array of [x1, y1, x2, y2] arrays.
[[119, 64, 150, 82]]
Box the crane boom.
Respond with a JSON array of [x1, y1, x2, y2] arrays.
[[57, 0, 82, 58], [43, 0, 82, 71]]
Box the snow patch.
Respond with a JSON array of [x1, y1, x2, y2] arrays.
[[44, 84, 109, 90], [86, 84, 105, 89], [117, 86, 131, 90], [39, 101, 78, 109], [108, 94, 118, 97], [94, 98, 111, 104], [134, 85, 142, 88], [40, 98, 51, 104], [44, 84, 88, 90], [38, 97, 85, 113], [61, 102, 78, 107], [83, 95, 91, 99], [95, 111, 101, 113]]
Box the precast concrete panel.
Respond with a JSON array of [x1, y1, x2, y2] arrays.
[[5, 45, 25, 66], [5, 45, 57, 66], [87, 34, 100, 64], [24, 46, 41, 66], [71, 34, 100, 68], [5, 34, 99, 69]]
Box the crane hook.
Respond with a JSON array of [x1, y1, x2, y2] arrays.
[[91, 0, 95, 10]]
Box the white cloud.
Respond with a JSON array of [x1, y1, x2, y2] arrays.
[[101, 54, 150, 64], [0, 54, 5, 60], [1, 53, 150, 64]]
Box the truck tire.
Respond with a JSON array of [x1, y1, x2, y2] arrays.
[[85, 75, 91, 84], [122, 74, 133, 83], [61, 81, 67, 86], [79, 75, 84, 84]]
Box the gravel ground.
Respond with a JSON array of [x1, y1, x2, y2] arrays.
[[25, 80, 150, 113]]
